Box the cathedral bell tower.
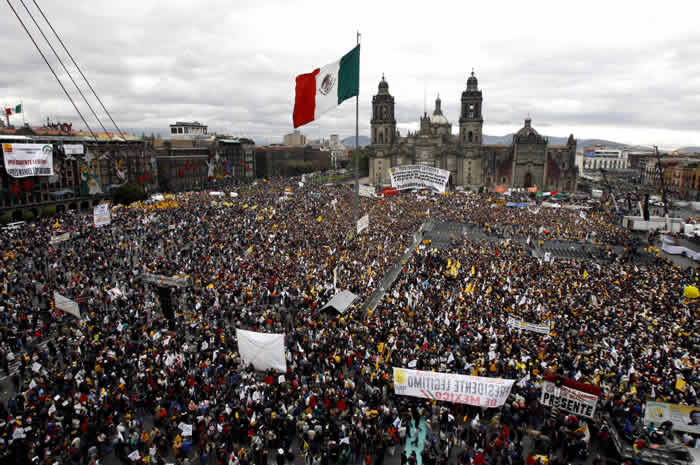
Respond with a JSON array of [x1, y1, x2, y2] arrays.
[[459, 70, 483, 145], [371, 74, 396, 145]]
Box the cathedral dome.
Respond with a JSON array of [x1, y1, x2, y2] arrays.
[[431, 114, 449, 125], [431, 94, 449, 125], [515, 117, 539, 137]]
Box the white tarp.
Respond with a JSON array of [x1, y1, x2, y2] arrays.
[[389, 165, 450, 193], [321, 290, 359, 314], [94, 203, 111, 227], [540, 381, 598, 418], [660, 241, 700, 260], [53, 292, 81, 319], [50, 232, 70, 244], [507, 317, 550, 335], [357, 214, 369, 234], [643, 401, 700, 435], [392, 367, 515, 408], [210, 191, 224, 196], [359, 184, 377, 199], [2, 143, 54, 178], [236, 329, 286, 373]]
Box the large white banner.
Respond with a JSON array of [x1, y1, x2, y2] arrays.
[[393, 367, 514, 408], [49, 232, 70, 244], [359, 184, 378, 199], [53, 292, 81, 319], [644, 401, 700, 435], [357, 214, 369, 234], [2, 143, 54, 178], [62, 144, 84, 155], [540, 381, 598, 418], [236, 329, 287, 373], [507, 317, 550, 335], [94, 203, 111, 227], [389, 165, 450, 193]]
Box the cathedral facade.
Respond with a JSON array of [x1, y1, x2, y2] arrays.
[[367, 72, 578, 191]]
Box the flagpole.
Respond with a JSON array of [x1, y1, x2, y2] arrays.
[[21, 100, 25, 126], [354, 31, 360, 224]]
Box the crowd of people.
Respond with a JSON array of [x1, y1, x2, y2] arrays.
[[0, 178, 696, 465]]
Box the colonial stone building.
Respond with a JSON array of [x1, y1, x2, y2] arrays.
[[367, 72, 578, 191]]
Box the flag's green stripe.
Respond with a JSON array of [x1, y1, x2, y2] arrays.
[[337, 44, 360, 104]]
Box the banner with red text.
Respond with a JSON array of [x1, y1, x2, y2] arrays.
[[2, 143, 54, 178]]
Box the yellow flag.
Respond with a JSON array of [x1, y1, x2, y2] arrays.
[[583, 270, 589, 279], [471, 266, 475, 276], [378, 342, 385, 354], [317, 216, 322, 222], [54, 220, 59, 229], [675, 378, 687, 391]]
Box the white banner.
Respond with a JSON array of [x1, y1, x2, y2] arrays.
[[62, 144, 84, 155], [2, 143, 54, 178], [507, 317, 550, 335], [389, 165, 450, 193], [359, 184, 378, 199], [94, 203, 111, 227], [53, 291, 81, 319], [357, 214, 369, 234], [540, 381, 598, 418], [393, 367, 515, 408], [236, 329, 286, 373], [643, 401, 700, 435], [50, 232, 70, 244]]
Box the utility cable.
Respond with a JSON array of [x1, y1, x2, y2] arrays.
[[31, 0, 127, 140], [5, 0, 97, 140], [17, 0, 112, 139]]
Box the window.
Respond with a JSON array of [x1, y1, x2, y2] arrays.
[[178, 127, 183, 134], [171, 128, 177, 134], [468, 131, 473, 143], [184, 127, 190, 134], [468, 104, 475, 118]]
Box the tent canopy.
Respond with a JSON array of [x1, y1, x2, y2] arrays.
[[321, 290, 359, 314]]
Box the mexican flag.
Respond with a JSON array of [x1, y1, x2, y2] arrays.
[[4, 104, 21, 115], [293, 45, 360, 128], [536, 190, 558, 197]]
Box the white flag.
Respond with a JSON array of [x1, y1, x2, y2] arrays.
[[53, 292, 80, 319]]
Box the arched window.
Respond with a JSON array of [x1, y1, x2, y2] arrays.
[[378, 132, 384, 144], [468, 131, 473, 143]]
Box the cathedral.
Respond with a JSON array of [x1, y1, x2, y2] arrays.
[[367, 72, 578, 191]]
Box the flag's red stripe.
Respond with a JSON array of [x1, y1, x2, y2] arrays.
[[293, 69, 319, 128]]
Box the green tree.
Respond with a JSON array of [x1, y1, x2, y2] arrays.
[[22, 210, 35, 221], [0, 212, 12, 225], [42, 205, 57, 217], [114, 183, 147, 205], [345, 150, 369, 173]]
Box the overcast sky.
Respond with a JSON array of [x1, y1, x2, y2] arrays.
[[2, 0, 698, 148]]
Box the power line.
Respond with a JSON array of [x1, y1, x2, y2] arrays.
[[5, 0, 97, 140], [17, 0, 112, 139], [30, 0, 126, 140]]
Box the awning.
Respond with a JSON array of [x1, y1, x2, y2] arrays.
[[321, 290, 359, 314]]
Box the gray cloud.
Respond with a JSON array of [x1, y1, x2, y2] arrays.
[[2, 0, 698, 147]]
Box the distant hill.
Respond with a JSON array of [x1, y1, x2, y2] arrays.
[[483, 133, 632, 148], [677, 146, 700, 154], [342, 135, 371, 147]]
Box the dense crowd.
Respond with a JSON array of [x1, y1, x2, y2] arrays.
[[0, 179, 696, 465]]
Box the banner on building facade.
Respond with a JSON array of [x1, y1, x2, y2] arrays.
[[53, 291, 80, 319], [2, 143, 54, 178], [50, 232, 70, 244], [62, 144, 84, 155], [393, 367, 514, 408], [93, 203, 111, 227], [540, 381, 599, 418], [236, 329, 287, 373], [507, 317, 550, 335], [389, 165, 450, 193], [357, 214, 369, 234], [644, 401, 700, 435]]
